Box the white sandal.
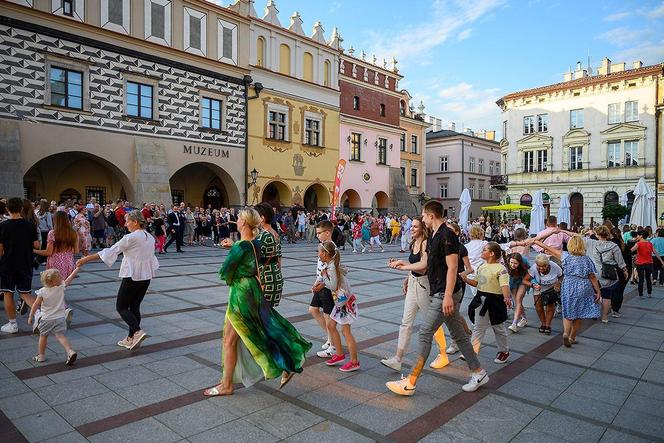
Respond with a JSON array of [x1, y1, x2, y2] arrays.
[[33, 354, 46, 363]]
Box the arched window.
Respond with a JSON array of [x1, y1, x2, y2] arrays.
[[279, 44, 291, 75], [256, 36, 265, 67], [520, 193, 532, 206], [604, 191, 619, 206], [400, 100, 406, 116], [303, 52, 313, 82], [323, 60, 331, 87]]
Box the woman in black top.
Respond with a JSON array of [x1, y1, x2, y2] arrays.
[[381, 217, 449, 372], [611, 227, 631, 317]]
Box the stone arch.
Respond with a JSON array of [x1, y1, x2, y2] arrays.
[[23, 151, 134, 204], [372, 191, 390, 214], [262, 180, 292, 209], [604, 191, 619, 206], [304, 183, 330, 211], [169, 162, 240, 209], [340, 188, 361, 212]]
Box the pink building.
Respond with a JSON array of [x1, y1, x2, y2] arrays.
[[338, 52, 414, 213]]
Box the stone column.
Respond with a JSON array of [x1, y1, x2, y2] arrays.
[[0, 120, 25, 198], [133, 138, 172, 205]]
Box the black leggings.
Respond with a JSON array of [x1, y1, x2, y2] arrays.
[[116, 278, 150, 337], [637, 263, 653, 296]]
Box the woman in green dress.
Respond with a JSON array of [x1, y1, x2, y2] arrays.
[[255, 203, 283, 307], [203, 208, 311, 396]]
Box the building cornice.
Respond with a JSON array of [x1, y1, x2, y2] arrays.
[[340, 114, 403, 135], [400, 116, 430, 128], [251, 87, 340, 111], [340, 76, 403, 99], [0, 8, 249, 84], [426, 133, 500, 147], [250, 65, 339, 93], [340, 53, 403, 79]]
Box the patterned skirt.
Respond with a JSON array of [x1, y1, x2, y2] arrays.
[[259, 262, 283, 307]]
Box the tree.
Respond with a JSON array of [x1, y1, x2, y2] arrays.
[[601, 204, 629, 225]]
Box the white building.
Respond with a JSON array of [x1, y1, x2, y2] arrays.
[[496, 59, 664, 227]]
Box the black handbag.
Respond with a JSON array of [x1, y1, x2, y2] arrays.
[[599, 250, 619, 280]]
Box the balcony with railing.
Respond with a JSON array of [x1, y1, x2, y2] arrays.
[[490, 175, 509, 189]]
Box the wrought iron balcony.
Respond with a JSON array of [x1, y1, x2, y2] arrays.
[[490, 175, 508, 189]]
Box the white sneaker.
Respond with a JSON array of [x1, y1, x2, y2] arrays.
[[321, 339, 331, 350], [508, 324, 518, 333], [317, 346, 335, 358], [386, 377, 416, 396], [1, 322, 18, 334], [462, 370, 489, 392], [517, 317, 528, 328], [361, 247, 366, 253], [611, 311, 621, 318], [446, 342, 459, 354], [380, 356, 402, 372]]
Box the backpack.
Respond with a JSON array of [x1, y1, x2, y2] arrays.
[[332, 227, 345, 248]]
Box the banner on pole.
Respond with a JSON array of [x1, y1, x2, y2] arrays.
[[330, 159, 347, 221]]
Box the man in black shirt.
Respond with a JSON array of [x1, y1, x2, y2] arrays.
[[387, 201, 488, 395], [0, 197, 40, 333], [164, 205, 183, 252]]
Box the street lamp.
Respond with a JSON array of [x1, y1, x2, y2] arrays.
[[249, 168, 258, 187]]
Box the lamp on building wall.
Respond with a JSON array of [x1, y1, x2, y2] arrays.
[[374, 140, 378, 148], [346, 135, 351, 143], [248, 82, 264, 100], [248, 168, 259, 187], [389, 143, 393, 150], [364, 139, 368, 145]]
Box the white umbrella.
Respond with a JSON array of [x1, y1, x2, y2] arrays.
[[557, 194, 571, 225], [619, 192, 629, 225], [629, 177, 657, 229], [458, 188, 472, 233], [529, 189, 546, 235]]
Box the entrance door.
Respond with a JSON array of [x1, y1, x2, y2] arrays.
[[204, 186, 223, 210], [570, 193, 583, 227]]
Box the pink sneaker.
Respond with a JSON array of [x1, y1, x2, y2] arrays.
[[339, 361, 360, 372], [326, 354, 346, 366]]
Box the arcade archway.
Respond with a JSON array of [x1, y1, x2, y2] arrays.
[[262, 180, 292, 209], [340, 189, 361, 213], [304, 183, 331, 211], [170, 162, 240, 209], [23, 152, 133, 204], [372, 191, 390, 214]]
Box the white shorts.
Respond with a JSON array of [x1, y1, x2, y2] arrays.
[[370, 236, 381, 245]]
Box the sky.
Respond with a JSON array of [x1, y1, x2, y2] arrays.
[[210, 0, 664, 133]]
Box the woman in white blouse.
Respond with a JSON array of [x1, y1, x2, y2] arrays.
[[77, 210, 159, 350]]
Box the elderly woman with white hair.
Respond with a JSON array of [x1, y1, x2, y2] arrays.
[[527, 254, 563, 334]]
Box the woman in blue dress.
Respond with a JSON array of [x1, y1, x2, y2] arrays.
[[536, 236, 601, 347]]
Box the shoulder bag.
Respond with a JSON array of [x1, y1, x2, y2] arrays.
[[599, 250, 619, 280]]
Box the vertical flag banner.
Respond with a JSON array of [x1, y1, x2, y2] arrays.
[[330, 159, 347, 221]]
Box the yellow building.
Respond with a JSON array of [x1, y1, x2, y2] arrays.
[[238, 0, 341, 209], [399, 91, 429, 199]]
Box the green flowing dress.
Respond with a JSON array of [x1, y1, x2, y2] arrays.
[[220, 239, 311, 387]]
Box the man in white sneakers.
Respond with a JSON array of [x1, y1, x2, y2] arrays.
[[386, 200, 489, 395]]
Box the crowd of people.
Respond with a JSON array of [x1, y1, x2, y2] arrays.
[[0, 194, 659, 398]]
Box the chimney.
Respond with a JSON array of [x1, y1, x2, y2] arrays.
[[463, 127, 474, 136], [598, 57, 611, 76], [574, 61, 587, 80], [476, 130, 487, 139], [633, 60, 643, 69], [612, 62, 626, 73], [486, 130, 496, 141], [448, 122, 456, 132]]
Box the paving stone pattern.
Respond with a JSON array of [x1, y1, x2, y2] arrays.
[[0, 243, 663, 442]]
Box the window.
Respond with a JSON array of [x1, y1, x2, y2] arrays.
[[478, 158, 484, 174], [625, 140, 638, 166], [469, 184, 475, 198], [379, 103, 385, 117], [608, 103, 621, 124], [625, 101, 638, 122], [218, 19, 238, 65], [478, 184, 484, 200], [323, 60, 331, 87], [256, 37, 265, 67], [63, 0, 73, 16], [353, 96, 360, 110], [411, 135, 418, 153], [523, 115, 534, 134], [303, 52, 314, 82], [350, 132, 361, 161], [184, 7, 206, 56], [440, 156, 448, 172], [400, 134, 406, 151], [201, 97, 222, 130], [50, 67, 83, 110], [268, 111, 287, 140], [145, 0, 172, 46], [469, 157, 475, 172], [401, 167, 406, 180], [570, 109, 584, 129], [377, 138, 387, 165], [608, 141, 621, 167], [536, 149, 547, 171], [439, 184, 448, 198], [126, 81, 153, 119], [570, 146, 582, 170], [537, 114, 548, 132], [502, 120, 507, 139], [304, 118, 321, 146], [410, 168, 418, 187], [400, 101, 406, 116], [489, 161, 494, 175], [279, 44, 291, 75], [85, 186, 106, 205], [524, 151, 535, 172]]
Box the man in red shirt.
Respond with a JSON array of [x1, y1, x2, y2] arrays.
[[631, 230, 664, 298], [114, 200, 127, 231], [141, 203, 152, 223]]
